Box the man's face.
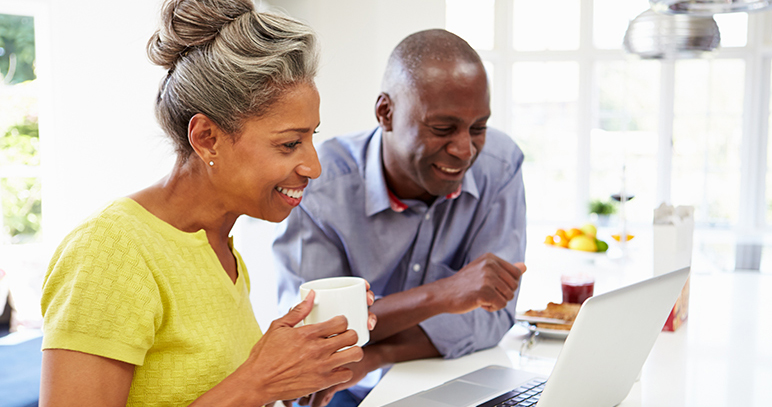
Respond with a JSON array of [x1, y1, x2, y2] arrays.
[[381, 60, 490, 202]]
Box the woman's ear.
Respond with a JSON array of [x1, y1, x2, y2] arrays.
[[375, 93, 394, 132], [188, 114, 220, 166]]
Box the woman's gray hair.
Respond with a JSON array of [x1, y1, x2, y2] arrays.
[[147, 0, 319, 157]]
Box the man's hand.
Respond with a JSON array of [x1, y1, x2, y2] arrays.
[[367, 255, 526, 343], [436, 253, 526, 314]]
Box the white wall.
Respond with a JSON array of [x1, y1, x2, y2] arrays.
[[41, 0, 173, 246], [270, 0, 446, 142], [32, 0, 445, 328]]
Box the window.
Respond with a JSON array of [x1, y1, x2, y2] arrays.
[[592, 59, 660, 224], [672, 59, 744, 226], [0, 12, 40, 244], [445, 0, 772, 237], [513, 61, 579, 222], [512, 0, 579, 51], [446, 0, 494, 50]]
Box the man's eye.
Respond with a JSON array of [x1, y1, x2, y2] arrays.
[[283, 141, 301, 150], [432, 127, 453, 134], [471, 126, 487, 135]]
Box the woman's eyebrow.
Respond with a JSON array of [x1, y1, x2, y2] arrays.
[[274, 121, 321, 134]]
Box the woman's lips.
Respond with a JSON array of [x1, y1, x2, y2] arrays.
[[275, 186, 304, 206]]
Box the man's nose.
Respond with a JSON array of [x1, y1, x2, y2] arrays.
[[447, 130, 475, 160]]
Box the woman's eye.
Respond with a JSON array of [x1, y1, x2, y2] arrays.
[[283, 141, 301, 150]]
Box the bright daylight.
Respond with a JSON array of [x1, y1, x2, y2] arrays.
[[1, 1, 771, 406]]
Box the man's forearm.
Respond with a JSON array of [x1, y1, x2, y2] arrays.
[[368, 282, 449, 343], [367, 325, 441, 368]]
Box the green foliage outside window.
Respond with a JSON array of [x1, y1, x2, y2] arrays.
[[1, 13, 40, 244], [0, 14, 36, 85], [1, 118, 41, 243], [1, 177, 41, 243], [0, 118, 38, 166]]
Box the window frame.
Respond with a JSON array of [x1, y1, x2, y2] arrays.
[[471, 0, 772, 233]]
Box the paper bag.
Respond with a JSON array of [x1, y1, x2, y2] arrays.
[[653, 203, 693, 331]]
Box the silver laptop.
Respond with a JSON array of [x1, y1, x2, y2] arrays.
[[383, 267, 690, 407]]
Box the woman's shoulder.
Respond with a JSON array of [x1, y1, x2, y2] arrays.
[[52, 198, 158, 260], [73, 198, 151, 238]]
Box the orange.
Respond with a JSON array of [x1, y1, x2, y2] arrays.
[[544, 235, 555, 245], [566, 228, 583, 240], [612, 234, 635, 242], [555, 228, 568, 241]]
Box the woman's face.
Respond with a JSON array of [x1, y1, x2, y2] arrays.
[[216, 82, 321, 222]]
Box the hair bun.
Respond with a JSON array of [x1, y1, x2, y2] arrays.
[[147, 0, 255, 69]]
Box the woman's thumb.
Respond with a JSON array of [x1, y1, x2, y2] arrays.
[[280, 290, 315, 327]]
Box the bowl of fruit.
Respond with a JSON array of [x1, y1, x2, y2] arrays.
[[544, 223, 609, 258]]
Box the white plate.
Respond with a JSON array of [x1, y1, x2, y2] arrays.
[[529, 324, 570, 340]]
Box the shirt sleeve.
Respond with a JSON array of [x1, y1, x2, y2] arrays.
[[273, 206, 351, 315], [419, 149, 527, 359], [41, 220, 163, 366]]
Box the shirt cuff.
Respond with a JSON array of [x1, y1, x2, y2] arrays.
[[42, 329, 148, 366], [418, 313, 476, 359]]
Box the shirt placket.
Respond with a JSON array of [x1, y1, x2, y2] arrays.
[[405, 206, 435, 288]]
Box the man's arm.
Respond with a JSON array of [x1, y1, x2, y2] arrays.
[[369, 255, 526, 343], [274, 207, 351, 314], [414, 142, 527, 358]]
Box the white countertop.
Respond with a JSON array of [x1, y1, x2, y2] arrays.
[[361, 238, 772, 407]]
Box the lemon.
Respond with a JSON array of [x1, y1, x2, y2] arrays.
[[579, 223, 597, 238], [568, 235, 597, 252]]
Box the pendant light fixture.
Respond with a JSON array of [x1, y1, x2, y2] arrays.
[[623, 9, 721, 59], [649, 0, 772, 16]]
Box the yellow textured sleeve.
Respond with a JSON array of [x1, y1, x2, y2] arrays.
[[41, 216, 163, 366]]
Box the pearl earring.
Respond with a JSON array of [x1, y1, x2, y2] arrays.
[[209, 161, 214, 167]]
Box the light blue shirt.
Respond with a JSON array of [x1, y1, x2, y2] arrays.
[[273, 127, 527, 359]]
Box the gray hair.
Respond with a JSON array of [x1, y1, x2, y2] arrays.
[[382, 29, 482, 93], [147, 0, 319, 158]]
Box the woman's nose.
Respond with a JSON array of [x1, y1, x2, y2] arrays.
[[297, 143, 322, 179]]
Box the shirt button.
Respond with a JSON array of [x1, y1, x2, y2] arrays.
[[425, 213, 430, 220], [413, 264, 421, 272]]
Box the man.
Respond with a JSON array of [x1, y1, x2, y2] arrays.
[[273, 29, 527, 407]]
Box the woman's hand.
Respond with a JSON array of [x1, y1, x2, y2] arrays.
[[231, 291, 364, 405], [280, 280, 378, 407], [365, 280, 377, 330]]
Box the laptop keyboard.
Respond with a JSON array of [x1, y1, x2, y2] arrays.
[[476, 378, 547, 407]]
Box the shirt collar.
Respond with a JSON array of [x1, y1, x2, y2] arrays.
[[364, 127, 479, 216], [386, 184, 463, 213]]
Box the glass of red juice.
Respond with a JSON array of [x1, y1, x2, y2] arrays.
[[561, 274, 595, 304]]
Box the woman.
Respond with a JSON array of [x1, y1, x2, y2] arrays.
[[39, 0, 374, 405]]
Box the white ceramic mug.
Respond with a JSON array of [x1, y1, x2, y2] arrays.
[[299, 276, 369, 347]]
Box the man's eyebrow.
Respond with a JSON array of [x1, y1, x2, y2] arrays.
[[426, 114, 491, 123]]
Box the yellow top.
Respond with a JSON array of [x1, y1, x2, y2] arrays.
[[41, 198, 263, 406]]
